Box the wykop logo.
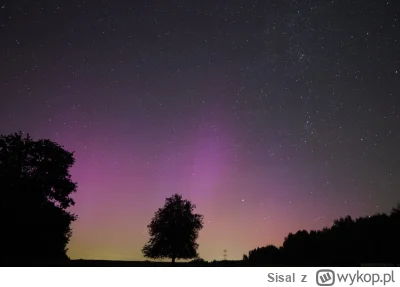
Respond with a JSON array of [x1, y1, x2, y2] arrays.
[[316, 269, 336, 286]]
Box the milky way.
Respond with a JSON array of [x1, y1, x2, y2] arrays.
[[1, 0, 399, 260]]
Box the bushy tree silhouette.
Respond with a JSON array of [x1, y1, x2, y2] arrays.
[[245, 203, 400, 266], [245, 244, 282, 266], [0, 132, 77, 263], [142, 194, 203, 264], [188, 257, 208, 266], [391, 202, 400, 218]]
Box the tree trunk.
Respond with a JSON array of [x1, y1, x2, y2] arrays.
[[171, 256, 176, 266]]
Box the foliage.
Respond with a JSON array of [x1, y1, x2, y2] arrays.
[[0, 132, 77, 262], [244, 203, 400, 266], [142, 194, 203, 263], [245, 245, 282, 265], [188, 257, 208, 266]]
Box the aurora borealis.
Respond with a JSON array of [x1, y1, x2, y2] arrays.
[[1, 0, 399, 261]]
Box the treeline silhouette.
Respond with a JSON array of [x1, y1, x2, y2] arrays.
[[242, 204, 400, 266], [1, 131, 399, 266]]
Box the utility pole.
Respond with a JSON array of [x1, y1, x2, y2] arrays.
[[223, 249, 228, 261]]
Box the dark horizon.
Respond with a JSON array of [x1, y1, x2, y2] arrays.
[[66, 203, 400, 265]]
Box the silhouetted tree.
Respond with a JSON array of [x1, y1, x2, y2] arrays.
[[389, 202, 400, 263], [245, 203, 400, 266], [189, 257, 208, 266], [247, 244, 282, 265], [0, 132, 77, 263], [142, 194, 204, 264], [282, 230, 314, 265], [391, 202, 400, 218]]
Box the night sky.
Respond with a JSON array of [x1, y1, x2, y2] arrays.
[[1, 0, 399, 261]]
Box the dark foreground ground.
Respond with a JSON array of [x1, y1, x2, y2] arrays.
[[2, 259, 240, 267], [63, 259, 244, 267], [68, 260, 399, 267], [3, 259, 399, 267]]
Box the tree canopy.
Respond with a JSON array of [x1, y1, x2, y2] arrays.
[[142, 194, 204, 264], [0, 132, 77, 263], [243, 202, 400, 266]]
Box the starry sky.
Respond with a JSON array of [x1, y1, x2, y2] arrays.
[[1, 0, 399, 261]]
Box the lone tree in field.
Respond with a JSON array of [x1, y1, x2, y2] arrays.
[[142, 194, 204, 264], [0, 132, 77, 263]]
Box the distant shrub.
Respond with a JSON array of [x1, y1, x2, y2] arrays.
[[189, 258, 208, 265]]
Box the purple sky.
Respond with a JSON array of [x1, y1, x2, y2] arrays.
[[1, 0, 399, 260]]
